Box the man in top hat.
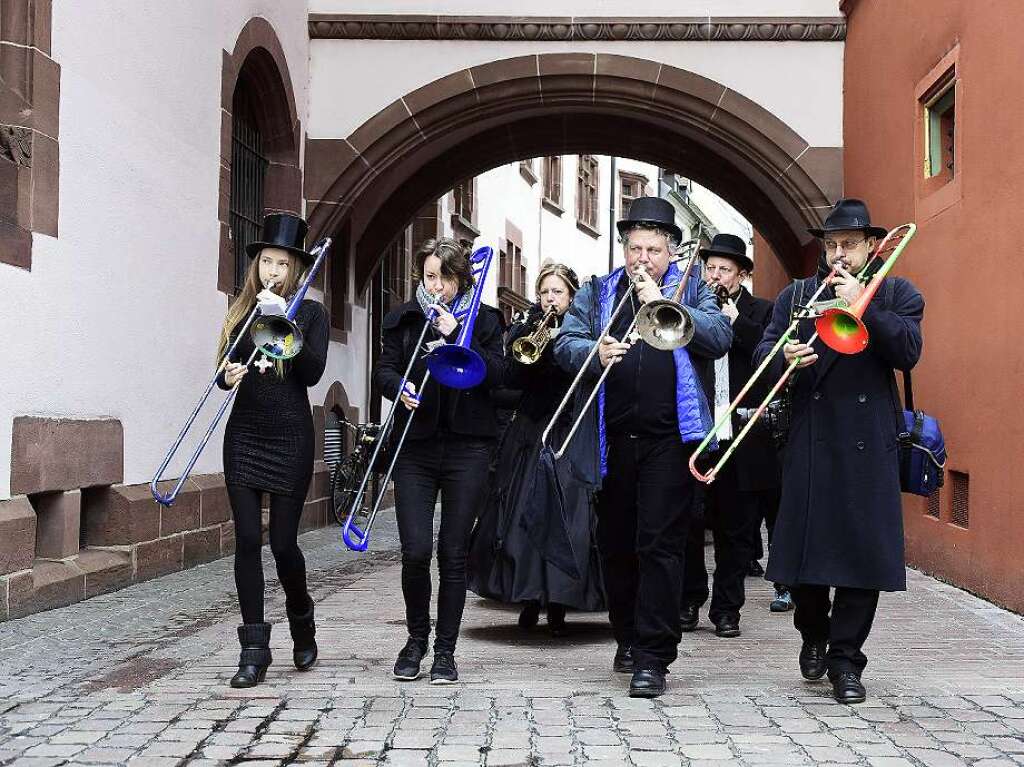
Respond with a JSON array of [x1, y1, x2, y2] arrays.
[[554, 197, 732, 697], [754, 198, 924, 703], [681, 234, 783, 638]]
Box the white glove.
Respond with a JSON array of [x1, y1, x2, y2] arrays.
[[256, 289, 287, 316]]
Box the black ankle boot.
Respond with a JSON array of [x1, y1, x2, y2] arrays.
[[287, 603, 318, 671], [230, 623, 272, 688]]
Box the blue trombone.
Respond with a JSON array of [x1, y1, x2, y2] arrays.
[[342, 245, 494, 552], [150, 238, 333, 507]]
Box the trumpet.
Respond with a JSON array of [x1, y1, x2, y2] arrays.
[[511, 307, 558, 364], [541, 240, 699, 459], [688, 223, 916, 484]]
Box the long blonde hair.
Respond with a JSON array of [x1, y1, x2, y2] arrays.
[[216, 251, 304, 369]]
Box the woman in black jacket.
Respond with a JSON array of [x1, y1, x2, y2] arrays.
[[468, 263, 605, 634], [373, 237, 503, 684], [216, 213, 329, 688]]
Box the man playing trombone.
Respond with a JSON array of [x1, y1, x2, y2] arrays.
[[553, 197, 732, 697], [754, 198, 924, 704]]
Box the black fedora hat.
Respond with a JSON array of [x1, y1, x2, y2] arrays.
[[616, 196, 683, 243], [807, 198, 888, 240], [245, 212, 313, 264], [698, 233, 754, 273]]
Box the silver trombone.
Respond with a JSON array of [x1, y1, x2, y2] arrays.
[[341, 245, 495, 552], [150, 238, 333, 506], [540, 241, 699, 459]]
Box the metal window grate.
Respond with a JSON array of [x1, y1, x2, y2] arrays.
[[950, 471, 969, 528], [926, 488, 940, 518], [229, 88, 268, 292]]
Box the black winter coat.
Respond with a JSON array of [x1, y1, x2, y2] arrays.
[[755, 266, 924, 591], [373, 300, 504, 442], [717, 286, 781, 492]]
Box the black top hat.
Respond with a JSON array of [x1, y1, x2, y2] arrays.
[[245, 212, 313, 264], [616, 196, 683, 243], [698, 233, 754, 273], [807, 198, 888, 240]]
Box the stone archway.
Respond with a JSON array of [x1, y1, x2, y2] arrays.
[[304, 53, 841, 291]]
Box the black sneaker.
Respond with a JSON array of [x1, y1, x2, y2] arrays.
[[429, 651, 458, 684], [393, 637, 428, 681]]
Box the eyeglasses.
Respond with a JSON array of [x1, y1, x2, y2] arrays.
[[823, 238, 867, 252]]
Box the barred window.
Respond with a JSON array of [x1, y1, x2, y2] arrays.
[[543, 156, 562, 206], [229, 87, 268, 293]]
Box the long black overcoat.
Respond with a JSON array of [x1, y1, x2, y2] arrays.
[[756, 264, 924, 591]]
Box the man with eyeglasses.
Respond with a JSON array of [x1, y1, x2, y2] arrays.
[[754, 198, 924, 704]]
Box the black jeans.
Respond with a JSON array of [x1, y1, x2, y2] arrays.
[[394, 432, 493, 653], [792, 585, 880, 677], [681, 454, 762, 622], [597, 432, 696, 672], [228, 486, 310, 624], [752, 486, 781, 562]]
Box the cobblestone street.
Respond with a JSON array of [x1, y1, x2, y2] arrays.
[[2, 514, 1024, 767]]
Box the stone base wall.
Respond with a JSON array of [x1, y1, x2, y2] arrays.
[[0, 463, 332, 621]]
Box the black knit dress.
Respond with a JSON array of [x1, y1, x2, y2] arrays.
[[220, 300, 329, 499]]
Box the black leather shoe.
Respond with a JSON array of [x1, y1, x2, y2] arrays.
[[714, 616, 741, 638], [612, 645, 634, 674], [681, 604, 700, 632], [429, 651, 459, 684], [831, 671, 867, 704], [287, 603, 317, 671], [546, 603, 567, 636], [229, 623, 272, 688], [629, 668, 667, 698], [393, 637, 428, 681], [799, 641, 828, 680], [748, 560, 765, 577], [518, 602, 540, 629]]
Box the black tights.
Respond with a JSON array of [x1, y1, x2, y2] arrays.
[[228, 486, 310, 624]]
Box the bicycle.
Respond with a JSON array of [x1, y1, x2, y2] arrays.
[[330, 420, 382, 527]]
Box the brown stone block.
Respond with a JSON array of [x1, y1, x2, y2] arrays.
[[0, 77, 30, 131], [405, 90, 480, 141], [313, 406, 326, 463], [404, 68, 476, 116], [218, 221, 234, 293], [303, 138, 360, 202], [715, 88, 808, 162], [0, 497, 36, 576], [78, 548, 132, 599], [220, 109, 232, 160], [0, 217, 32, 269], [299, 499, 327, 533], [133, 535, 183, 583], [218, 161, 231, 221], [306, 461, 330, 503], [29, 49, 60, 138], [349, 112, 423, 172], [157, 481, 200, 537], [540, 51, 595, 78], [9, 560, 85, 619], [2, 570, 34, 621], [11, 417, 123, 495], [82, 484, 159, 546], [31, 489, 80, 560], [29, 132, 58, 236], [264, 162, 302, 213], [183, 528, 222, 568], [33, 0, 53, 54], [347, 99, 414, 155], [0, 159, 20, 220], [191, 473, 230, 526], [470, 55, 537, 89], [221, 521, 235, 556], [794, 146, 844, 207], [1, 2, 31, 44]]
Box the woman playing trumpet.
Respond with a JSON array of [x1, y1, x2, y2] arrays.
[[217, 213, 329, 688], [374, 237, 504, 684], [468, 263, 605, 634]]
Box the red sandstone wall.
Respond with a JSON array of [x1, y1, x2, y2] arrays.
[[843, 0, 1024, 611]]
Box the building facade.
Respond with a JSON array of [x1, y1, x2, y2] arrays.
[[1, 0, 844, 619]]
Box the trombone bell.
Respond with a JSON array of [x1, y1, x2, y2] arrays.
[[635, 299, 695, 351], [816, 308, 868, 354], [251, 315, 304, 360]]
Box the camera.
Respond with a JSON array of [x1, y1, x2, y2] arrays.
[[761, 396, 792, 449]]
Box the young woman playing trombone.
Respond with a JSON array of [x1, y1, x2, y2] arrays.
[[467, 262, 605, 634], [373, 237, 504, 684], [216, 213, 329, 688]]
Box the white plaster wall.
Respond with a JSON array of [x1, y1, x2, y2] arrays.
[[311, 1, 841, 17], [309, 39, 843, 149], [0, 1, 314, 500]]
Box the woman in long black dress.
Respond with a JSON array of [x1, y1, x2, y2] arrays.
[[468, 263, 605, 634], [216, 213, 329, 688], [374, 238, 504, 684]]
